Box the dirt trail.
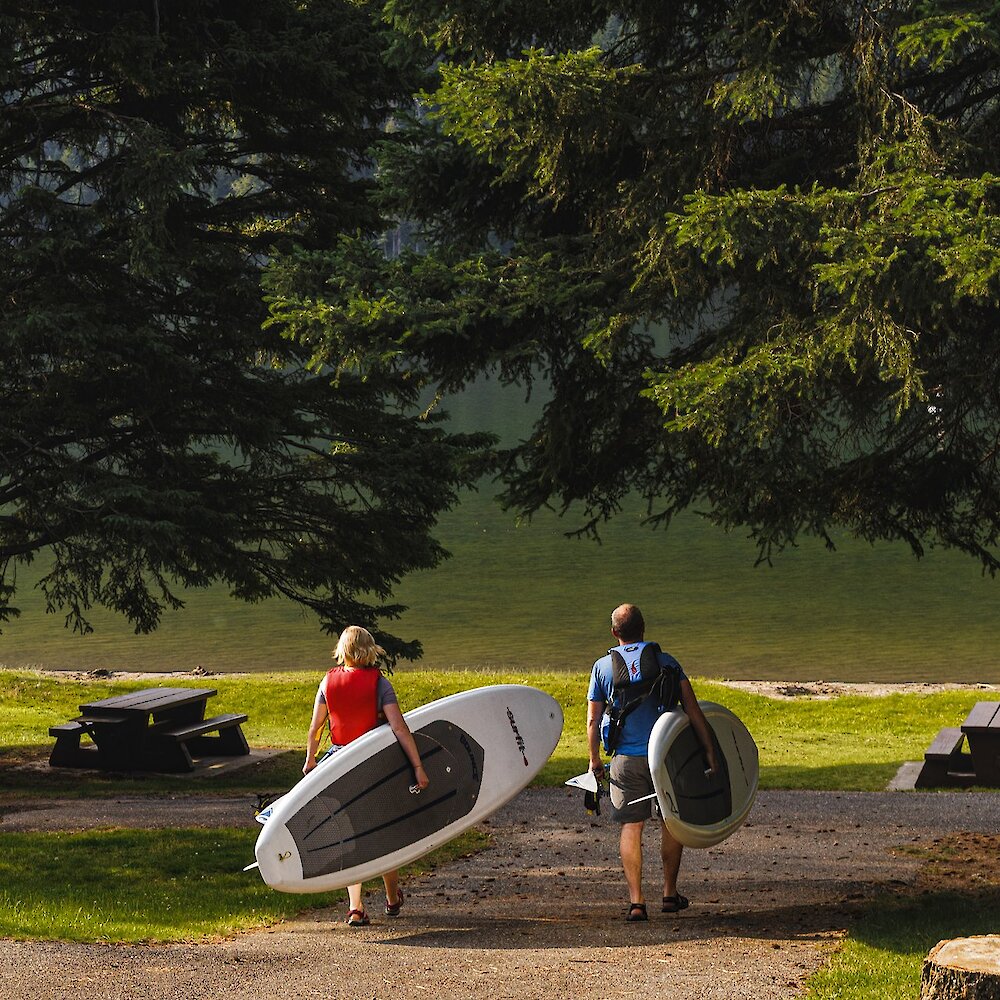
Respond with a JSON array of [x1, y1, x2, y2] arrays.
[[2, 787, 999, 1000]]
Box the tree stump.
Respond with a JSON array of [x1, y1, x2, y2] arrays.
[[921, 937, 1000, 1000]]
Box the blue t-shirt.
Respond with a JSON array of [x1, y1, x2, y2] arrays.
[[587, 642, 687, 756]]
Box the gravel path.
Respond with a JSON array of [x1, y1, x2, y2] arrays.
[[2, 787, 999, 1000]]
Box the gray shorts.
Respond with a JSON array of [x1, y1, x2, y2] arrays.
[[609, 754, 657, 823]]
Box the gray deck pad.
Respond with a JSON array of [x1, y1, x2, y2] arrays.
[[287, 720, 485, 879], [665, 725, 733, 825]]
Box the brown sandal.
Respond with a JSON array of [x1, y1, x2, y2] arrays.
[[346, 908, 370, 927], [385, 889, 404, 917], [625, 902, 648, 922]]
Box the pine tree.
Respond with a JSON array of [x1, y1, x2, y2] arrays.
[[0, 0, 487, 657], [279, 1, 1000, 570]]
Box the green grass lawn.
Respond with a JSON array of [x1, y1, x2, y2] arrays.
[[0, 665, 996, 1000], [807, 889, 1000, 999], [0, 827, 487, 942]]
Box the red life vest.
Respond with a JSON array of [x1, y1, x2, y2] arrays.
[[323, 667, 380, 745]]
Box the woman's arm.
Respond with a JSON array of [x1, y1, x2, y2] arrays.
[[303, 690, 329, 775], [383, 702, 430, 789]]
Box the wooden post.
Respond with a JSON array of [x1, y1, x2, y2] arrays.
[[921, 937, 1000, 1000]]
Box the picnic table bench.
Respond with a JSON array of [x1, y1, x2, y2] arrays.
[[915, 700, 1000, 788], [49, 686, 249, 773]]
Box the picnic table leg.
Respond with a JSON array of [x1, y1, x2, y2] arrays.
[[48, 724, 92, 768], [139, 737, 196, 773], [188, 725, 250, 758], [87, 718, 153, 772], [967, 736, 1000, 785]]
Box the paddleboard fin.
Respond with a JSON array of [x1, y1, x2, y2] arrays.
[[564, 770, 599, 793], [565, 769, 606, 815], [243, 861, 260, 872]]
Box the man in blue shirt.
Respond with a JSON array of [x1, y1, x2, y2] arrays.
[[587, 603, 717, 922]]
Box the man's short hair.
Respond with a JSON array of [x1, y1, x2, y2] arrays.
[[611, 603, 645, 643]]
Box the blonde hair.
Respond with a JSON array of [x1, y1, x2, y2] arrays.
[[333, 626, 385, 668]]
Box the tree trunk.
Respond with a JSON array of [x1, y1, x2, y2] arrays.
[[921, 937, 1000, 1000]]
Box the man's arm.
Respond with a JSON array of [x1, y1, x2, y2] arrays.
[[678, 679, 719, 774], [587, 699, 606, 774]]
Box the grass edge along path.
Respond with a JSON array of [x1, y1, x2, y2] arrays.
[[0, 826, 488, 943]]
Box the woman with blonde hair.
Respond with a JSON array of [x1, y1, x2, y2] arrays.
[[304, 625, 429, 927]]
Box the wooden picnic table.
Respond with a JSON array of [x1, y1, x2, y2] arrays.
[[915, 700, 1000, 788], [49, 686, 249, 773], [961, 700, 1000, 785]]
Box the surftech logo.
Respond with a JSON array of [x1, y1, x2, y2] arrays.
[[506, 708, 529, 766]]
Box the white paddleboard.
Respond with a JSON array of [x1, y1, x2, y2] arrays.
[[647, 700, 758, 848], [253, 684, 564, 892]]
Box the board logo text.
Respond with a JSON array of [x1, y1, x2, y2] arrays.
[[506, 707, 529, 766]]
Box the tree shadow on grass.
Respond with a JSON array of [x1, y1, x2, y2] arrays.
[[761, 761, 906, 791], [0, 742, 301, 796], [830, 833, 1000, 968]]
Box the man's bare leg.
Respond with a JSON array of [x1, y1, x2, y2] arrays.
[[620, 820, 646, 903], [660, 820, 685, 904]]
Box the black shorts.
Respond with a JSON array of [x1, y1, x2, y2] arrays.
[[609, 754, 657, 823]]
